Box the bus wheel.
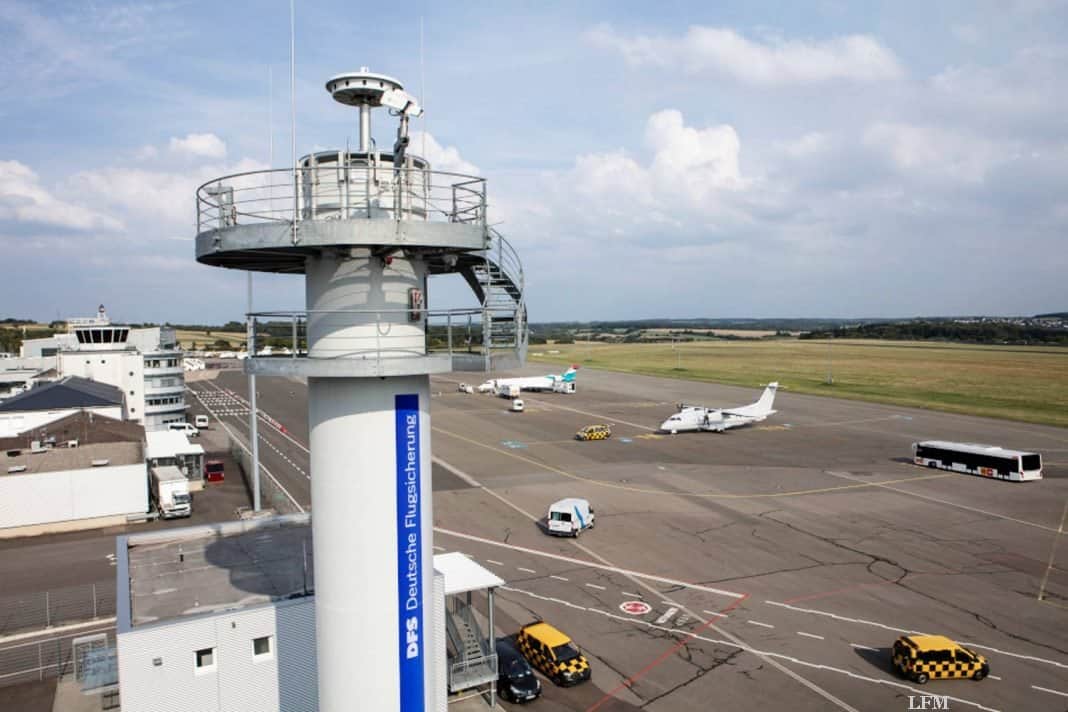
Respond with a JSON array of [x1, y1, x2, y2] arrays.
[[972, 669, 986, 681], [915, 672, 929, 684]]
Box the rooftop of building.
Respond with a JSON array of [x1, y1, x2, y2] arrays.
[[3, 440, 142, 475], [123, 514, 314, 628], [118, 514, 502, 630], [144, 430, 205, 459], [0, 376, 123, 413], [0, 411, 144, 451]]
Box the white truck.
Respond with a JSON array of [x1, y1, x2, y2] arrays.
[[496, 384, 521, 399], [152, 466, 192, 519], [546, 498, 595, 537]]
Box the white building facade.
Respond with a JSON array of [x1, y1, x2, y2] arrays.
[[19, 308, 187, 431]]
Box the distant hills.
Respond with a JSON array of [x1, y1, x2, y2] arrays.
[[530, 314, 1068, 346]]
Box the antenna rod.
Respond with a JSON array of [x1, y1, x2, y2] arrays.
[[420, 16, 426, 161], [290, 0, 297, 172]]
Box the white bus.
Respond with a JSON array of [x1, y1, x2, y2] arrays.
[[913, 441, 1042, 482]]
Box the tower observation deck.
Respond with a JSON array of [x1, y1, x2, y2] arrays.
[[192, 69, 527, 711], [194, 68, 526, 374]]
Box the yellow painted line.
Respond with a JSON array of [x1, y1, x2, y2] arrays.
[[431, 425, 953, 499]]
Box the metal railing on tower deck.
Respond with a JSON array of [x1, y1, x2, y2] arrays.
[[196, 164, 487, 233], [244, 308, 494, 370]]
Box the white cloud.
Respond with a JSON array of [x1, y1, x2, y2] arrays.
[[586, 24, 904, 84], [863, 122, 1005, 183], [411, 131, 479, 176], [0, 160, 123, 231], [67, 156, 267, 228], [778, 132, 831, 159], [169, 133, 227, 159]]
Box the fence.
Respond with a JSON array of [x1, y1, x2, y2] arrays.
[[230, 435, 303, 515], [0, 586, 116, 689], [0, 581, 115, 638]]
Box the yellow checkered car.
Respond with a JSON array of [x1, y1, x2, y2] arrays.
[[575, 424, 612, 441], [516, 621, 592, 686], [892, 635, 989, 684]]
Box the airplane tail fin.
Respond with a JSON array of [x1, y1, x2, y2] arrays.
[[755, 382, 778, 413], [561, 364, 579, 383]]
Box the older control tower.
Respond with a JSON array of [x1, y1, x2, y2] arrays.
[[194, 69, 526, 711]]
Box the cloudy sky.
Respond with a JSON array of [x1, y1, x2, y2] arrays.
[[1, 1, 1066, 324]]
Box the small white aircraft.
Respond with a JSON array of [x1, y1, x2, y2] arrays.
[[659, 382, 779, 434], [477, 365, 579, 395]]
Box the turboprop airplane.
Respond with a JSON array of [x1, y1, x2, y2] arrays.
[[659, 382, 779, 433], [477, 365, 579, 394]]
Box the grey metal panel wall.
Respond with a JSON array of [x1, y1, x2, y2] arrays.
[[117, 614, 222, 712], [117, 598, 317, 712], [434, 570, 447, 712], [0, 463, 146, 529], [276, 598, 319, 712]]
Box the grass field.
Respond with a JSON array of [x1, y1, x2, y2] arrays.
[[530, 340, 1068, 428], [174, 329, 244, 349]]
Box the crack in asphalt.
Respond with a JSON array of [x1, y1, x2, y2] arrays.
[[637, 646, 745, 708], [760, 511, 1068, 659]]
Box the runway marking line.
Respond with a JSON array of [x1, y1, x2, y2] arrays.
[[432, 458, 852, 710], [486, 559, 503, 566], [1037, 497, 1068, 602], [748, 620, 775, 629], [432, 425, 954, 500], [434, 527, 743, 599], [769, 600, 1068, 671], [517, 567, 537, 574], [585, 583, 607, 591], [822, 469, 1061, 533], [1032, 685, 1068, 698], [190, 384, 305, 512], [798, 631, 824, 640], [781, 574, 926, 605], [550, 575, 569, 582], [622, 591, 643, 599]]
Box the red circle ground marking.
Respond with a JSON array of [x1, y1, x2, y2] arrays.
[[619, 600, 651, 615]]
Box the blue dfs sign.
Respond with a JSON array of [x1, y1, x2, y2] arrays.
[[395, 394, 424, 711]]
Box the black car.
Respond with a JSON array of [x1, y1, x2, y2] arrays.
[[496, 638, 542, 703]]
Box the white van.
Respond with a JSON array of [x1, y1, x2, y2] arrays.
[[194, 414, 209, 429], [546, 498, 595, 537], [168, 422, 199, 437]]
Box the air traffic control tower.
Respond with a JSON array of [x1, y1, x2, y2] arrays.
[[194, 69, 526, 710]]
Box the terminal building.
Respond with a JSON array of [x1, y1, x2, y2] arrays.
[[14, 306, 187, 432]]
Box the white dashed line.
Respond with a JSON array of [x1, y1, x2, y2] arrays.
[[748, 620, 774, 629], [988, 675, 1001, 681], [622, 591, 643, 599], [769, 600, 1068, 671], [1033, 686, 1068, 698], [703, 610, 728, 618], [850, 644, 878, 652], [797, 632, 824, 640], [585, 583, 607, 591], [517, 567, 537, 574], [486, 560, 503, 566], [550, 575, 569, 582]]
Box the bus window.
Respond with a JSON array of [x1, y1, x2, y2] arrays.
[[1021, 454, 1041, 471]]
